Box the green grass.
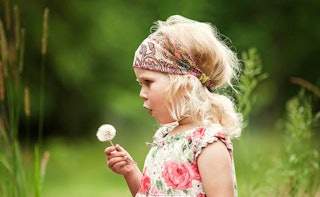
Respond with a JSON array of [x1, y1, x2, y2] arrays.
[[234, 132, 284, 196], [40, 136, 147, 197]]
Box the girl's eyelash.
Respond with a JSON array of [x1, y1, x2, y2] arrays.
[[144, 80, 153, 85], [136, 78, 152, 86]]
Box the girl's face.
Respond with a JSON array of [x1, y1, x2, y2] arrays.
[[134, 68, 175, 124]]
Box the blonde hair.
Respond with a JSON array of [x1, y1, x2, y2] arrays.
[[153, 15, 242, 138]]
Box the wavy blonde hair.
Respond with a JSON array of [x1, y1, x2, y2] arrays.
[[152, 15, 242, 138]]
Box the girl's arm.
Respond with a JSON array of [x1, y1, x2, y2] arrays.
[[198, 140, 234, 197], [105, 144, 142, 196]]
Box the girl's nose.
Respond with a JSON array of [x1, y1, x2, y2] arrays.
[[139, 88, 148, 100]]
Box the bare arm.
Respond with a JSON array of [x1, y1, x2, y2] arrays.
[[198, 140, 234, 197], [105, 144, 142, 196]]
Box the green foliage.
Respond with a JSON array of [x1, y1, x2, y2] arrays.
[[279, 90, 320, 196], [0, 1, 49, 196], [234, 48, 320, 196], [216, 47, 268, 122], [0, 2, 28, 196], [14, 0, 319, 137], [230, 48, 270, 196], [237, 48, 268, 118]]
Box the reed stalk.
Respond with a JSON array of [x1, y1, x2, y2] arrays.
[[0, 1, 50, 196]]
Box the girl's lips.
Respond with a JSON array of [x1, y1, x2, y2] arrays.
[[143, 105, 152, 115]]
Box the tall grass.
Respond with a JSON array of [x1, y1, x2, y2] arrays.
[[278, 88, 320, 196], [236, 48, 320, 196], [0, 1, 49, 196]]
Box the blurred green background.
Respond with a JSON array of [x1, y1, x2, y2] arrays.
[[16, 0, 319, 138], [1, 0, 320, 196]]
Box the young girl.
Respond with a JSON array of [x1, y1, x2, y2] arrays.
[[105, 15, 242, 197]]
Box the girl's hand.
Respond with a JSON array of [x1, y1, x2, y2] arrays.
[[105, 144, 137, 175]]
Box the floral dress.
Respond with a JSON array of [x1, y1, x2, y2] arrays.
[[135, 124, 238, 197]]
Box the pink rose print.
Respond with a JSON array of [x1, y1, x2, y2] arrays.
[[191, 161, 201, 180], [192, 128, 206, 138], [214, 131, 233, 152], [139, 168, 151, 194], [214, 130, 227, 141], [162, 161, 195, 190], [197, 193, 206, 197]]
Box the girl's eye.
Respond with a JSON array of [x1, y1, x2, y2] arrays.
[[144, 80, 152, 86], [136, 79, 153, 86]]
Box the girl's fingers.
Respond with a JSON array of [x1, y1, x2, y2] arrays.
[[105, 145, 126, 158], [105, 144, 136, 169], [104, 146, 116, 155], [107, 151, 127, 159], [115, 144, 127, 152], [108, 158, 127, 168], [105, 144, 125, 155], [115, 144, 136, 164], [107, 154, 129, 166]]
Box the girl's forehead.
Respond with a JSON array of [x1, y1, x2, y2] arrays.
[[134, 68, 166, 78], [133, 68, 148, 78]]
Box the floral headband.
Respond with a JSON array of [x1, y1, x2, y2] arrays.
[[133, 32, 215, 92]]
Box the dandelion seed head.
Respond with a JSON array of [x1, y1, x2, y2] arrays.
[[96, 124, 116, 142]]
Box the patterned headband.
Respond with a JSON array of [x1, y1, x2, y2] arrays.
[[132, 32, 215, 92]]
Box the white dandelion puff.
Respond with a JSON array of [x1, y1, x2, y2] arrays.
[[96, 124, 116, 146]]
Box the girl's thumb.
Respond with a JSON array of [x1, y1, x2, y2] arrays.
[[115, 144, 124, 151]]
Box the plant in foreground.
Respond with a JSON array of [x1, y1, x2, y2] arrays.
[[280, 88, 320, 197], [0, 1, 50, 196]]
